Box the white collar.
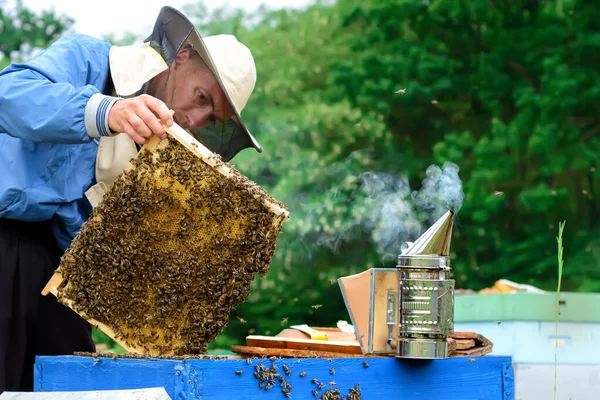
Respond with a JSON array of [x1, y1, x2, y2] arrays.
[[109, 42, 168, 97]]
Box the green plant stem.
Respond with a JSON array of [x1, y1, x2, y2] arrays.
[[554, 221, 565, 400]]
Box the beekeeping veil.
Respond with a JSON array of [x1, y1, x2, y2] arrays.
[[145, 6, 262, 161]]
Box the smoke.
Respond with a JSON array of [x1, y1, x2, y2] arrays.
[[358, 172, 422, 262], [357, 162, 464, 262], [412, 162, 465, 225], [293, 157, 465, 264]]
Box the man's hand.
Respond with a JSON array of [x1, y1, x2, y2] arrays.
[[108, 94, 173, 144]]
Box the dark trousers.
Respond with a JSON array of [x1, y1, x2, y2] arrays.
[[0, 218, 95, 393]]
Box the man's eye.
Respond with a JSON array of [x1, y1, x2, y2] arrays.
[[198, 92, 207, 102]]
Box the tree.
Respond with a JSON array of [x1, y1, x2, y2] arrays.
[[0, 0, 73, 67], [185, 0, 600, 349]]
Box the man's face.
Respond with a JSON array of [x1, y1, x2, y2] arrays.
[[155, 48, 235, 130]]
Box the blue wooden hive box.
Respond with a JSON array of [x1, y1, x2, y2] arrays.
[[34, 354, 514, 399]]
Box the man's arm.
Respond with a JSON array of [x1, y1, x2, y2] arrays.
[[0, 34, 119, 144]]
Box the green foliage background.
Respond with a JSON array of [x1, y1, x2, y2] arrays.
[[3, 0, 599, 351]]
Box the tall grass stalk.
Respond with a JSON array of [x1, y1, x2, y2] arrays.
[[554, 221, 566, 400]]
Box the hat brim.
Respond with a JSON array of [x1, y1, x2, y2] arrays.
[[147, 6, 262, 156]]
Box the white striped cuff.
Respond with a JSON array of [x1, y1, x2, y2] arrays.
[[84, 93, 121, 138]]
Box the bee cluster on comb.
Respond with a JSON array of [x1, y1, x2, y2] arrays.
[[53, 132, 288, 357]]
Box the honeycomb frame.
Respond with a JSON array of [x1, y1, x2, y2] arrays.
[[42, 123, 289, 356]]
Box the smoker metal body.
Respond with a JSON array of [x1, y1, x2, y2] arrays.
[[339, 211, 455, 360], [395, 254, 454, 359], [394, 211, 455, 359]]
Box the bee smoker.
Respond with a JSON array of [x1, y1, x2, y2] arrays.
[[393, 210, 455, 359], [338, 210, 455, 360]]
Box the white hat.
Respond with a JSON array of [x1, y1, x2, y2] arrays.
[[146, 6, 262, 161], [202, 34, 256, 116]]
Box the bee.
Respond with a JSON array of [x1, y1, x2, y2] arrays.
[[281, 317, 288, 325], [311, 378, 319, 384], [235, 370, 243, 375], [328, 381, 336, 386], [318, 382, 324, 390], [468, 358, 476, 363], [269, 356, 277, 361], [300, 371, 307, 377], [362, 361, 369, 368], [246, 358, 252, 365], [312, 390, 319, 397], [311, 304, 323, 309], [330, 367, 335, 375]]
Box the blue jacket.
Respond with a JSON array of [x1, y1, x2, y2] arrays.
[[0, 34, 115, 251]]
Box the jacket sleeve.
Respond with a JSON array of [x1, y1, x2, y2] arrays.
[[0, 34, 120, 144]]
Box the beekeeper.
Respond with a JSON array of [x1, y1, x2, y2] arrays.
[[0, 6, 261, 393]]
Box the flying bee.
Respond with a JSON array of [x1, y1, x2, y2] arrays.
[[330, 367, 335, 375]]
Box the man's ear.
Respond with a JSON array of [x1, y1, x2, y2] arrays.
[[173, 48, 192, 69]]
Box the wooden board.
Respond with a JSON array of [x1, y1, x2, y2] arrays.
[[245, 335, 363, 355], [230, 345, 380, 359], [234, 329, 493, 358], [455, 339, 476, 350]]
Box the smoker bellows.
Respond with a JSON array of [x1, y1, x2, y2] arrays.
[[42, 123, 289, 356]]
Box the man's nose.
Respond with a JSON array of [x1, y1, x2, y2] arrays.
[[187, 109, 213, 130]]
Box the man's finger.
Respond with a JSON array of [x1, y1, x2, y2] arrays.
[[138, 108, 166, 137], [128, 114, 153, 139], [123, 120, 147, 145], [144, 96, 173, 126]]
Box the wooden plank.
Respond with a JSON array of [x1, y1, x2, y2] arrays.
[[230, 345, 382, 359], [41, 271, 64, 296], [34, 355, 514, 400], [453, 345, 494, 357], [232, 343, 490, 359], [447, 337, 457, 354], [455, 339, 476, 350], [245, 335, 363, 355], [243, 330, 492, 357]]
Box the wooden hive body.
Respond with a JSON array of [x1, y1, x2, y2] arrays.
[[43, 124, 289, 356]]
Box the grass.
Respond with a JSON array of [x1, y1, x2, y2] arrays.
[[554, 221, 566, 400]]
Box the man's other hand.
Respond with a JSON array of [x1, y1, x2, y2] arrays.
[[108, 94, 174, 144]]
